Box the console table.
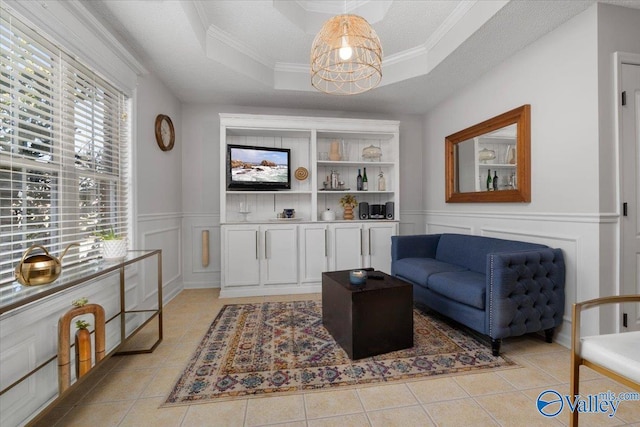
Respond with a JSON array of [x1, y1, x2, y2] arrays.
[[0, 250, 163, 427]]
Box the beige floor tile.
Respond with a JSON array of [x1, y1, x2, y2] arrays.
[[424, 398, 498, 426], [269, 422, 308, 427], [307, 413, 371, 427], [29, 405, 73, 427], [407, 377, 469, 403], [181, 399, 247, 427], [245, 394, 306, 426], [357, 383, 418, 411], [57, 401, 134, 427], [367, 405, 434, 427], [453, 372, 516, 396], [80, 367, 156, 404], [497, 365, 562, 390], [475, 391, 563, 426], [118, 396, 187, 427], [304, 389, 364, 419], [141, 365, 184, 398]]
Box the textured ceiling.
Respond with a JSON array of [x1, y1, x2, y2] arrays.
[[85, 0, 638, 115]]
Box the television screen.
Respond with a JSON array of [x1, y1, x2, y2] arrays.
[[227, 144, 291, 190]]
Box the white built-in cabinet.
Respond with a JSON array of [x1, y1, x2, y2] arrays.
[[219, 114, 400, 298]]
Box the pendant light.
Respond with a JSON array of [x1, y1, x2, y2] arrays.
[[310, 13, 383, 95]]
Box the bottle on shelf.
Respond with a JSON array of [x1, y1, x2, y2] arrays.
[[493, 171, 498, 191], [362, 167, 368, 191], [487, 169, 492, 191], [357, 169, 363, 191], [331, 170, 338, 189], [378, 170, 386, 191]]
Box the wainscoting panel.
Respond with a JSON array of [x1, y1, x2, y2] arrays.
[[426, 222, 473, 235], [137, 213, 183, 303], [398, 210, 425, 235]]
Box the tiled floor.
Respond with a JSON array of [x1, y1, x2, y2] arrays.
[[33, 289, 640, 427]]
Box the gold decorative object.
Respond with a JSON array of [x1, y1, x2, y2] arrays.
[[15, 243, 79, 286], [311, 14, 383, 95], [202, 230, 210, 267], [294, 167, 309, 181]]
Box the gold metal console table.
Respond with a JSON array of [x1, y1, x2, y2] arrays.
[[0, 250, 163, 425]]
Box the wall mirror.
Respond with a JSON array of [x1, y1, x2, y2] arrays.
[[445, 105, 530, 203]]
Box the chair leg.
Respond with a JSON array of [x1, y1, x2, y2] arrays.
[[569, 355, 581, 426], [544, 328, 554, 343], [491, 338, 501, 356]]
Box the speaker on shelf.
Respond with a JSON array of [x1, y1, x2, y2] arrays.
[[359, 202, 369, 220], [385, 202, 394, 219]]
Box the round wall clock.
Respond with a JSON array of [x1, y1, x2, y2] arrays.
[[155, 114, 175, 151]]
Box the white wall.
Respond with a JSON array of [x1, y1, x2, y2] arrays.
[[179, 104, 424, 288], [595, 3, 640, 332], [422, 3, 640, 345], [423, 5, 600, 346], [134, 73, 184, 303]]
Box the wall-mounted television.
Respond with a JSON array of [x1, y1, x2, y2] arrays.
[[227, 144, 291, 191]]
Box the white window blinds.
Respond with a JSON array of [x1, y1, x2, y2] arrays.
[[0, 10, 130, 285]]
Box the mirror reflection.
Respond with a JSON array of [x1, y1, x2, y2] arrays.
[[455, 124, 517, 193], [445, 105, 530, 203]]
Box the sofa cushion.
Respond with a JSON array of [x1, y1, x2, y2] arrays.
[[435, 234, 547, 274], [393, 258, 467, 287], [427, 271, 487, 310]]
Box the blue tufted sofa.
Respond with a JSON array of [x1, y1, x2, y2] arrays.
[[391, 233, 565, 355]]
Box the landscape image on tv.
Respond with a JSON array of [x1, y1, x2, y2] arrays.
[[230, 147, 289, 182]]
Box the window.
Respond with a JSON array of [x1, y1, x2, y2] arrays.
[[0, 10, 130, 285]]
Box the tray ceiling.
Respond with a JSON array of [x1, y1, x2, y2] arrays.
[[83, 0, 631, 114]]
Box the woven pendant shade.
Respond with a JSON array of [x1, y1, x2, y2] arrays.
[[310, 14, 382, 95]]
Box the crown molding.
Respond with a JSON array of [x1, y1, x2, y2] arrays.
[[206, 25, 274, 69], [61, 0, 147, 75]]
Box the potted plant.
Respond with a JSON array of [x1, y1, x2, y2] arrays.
[[96, 228, 127, 261], [339, 194, 357, 220]]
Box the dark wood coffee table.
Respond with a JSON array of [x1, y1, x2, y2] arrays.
[[322, 269, 413, 360]]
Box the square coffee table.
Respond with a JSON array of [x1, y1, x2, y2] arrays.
[[322, 269, 413, 360]]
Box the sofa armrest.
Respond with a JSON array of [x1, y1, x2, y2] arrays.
[[391, 234, 441, 261], [391, 234, 442, 277], [486, 248, 565, 340]]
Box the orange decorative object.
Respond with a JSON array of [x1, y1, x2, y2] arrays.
[[75, 328, 92, 378], [343, 206, 354, 220], [58, 303, 105, 393]]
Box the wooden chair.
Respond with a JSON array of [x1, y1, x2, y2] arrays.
[[570, 295, 640, 426]]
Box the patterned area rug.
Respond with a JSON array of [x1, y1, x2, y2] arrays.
[[164, 300, 516, 406]]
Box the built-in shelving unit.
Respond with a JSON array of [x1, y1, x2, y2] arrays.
[[219, 114, 400, 297]]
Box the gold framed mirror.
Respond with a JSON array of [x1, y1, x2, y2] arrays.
[[445, 105, 530, 203]]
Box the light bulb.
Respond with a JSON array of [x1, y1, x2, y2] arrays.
[[338, 35, 353, 60]]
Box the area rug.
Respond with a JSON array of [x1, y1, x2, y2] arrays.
[[164, 300, 516, 406]]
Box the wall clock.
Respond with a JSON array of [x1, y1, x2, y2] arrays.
[[155, 114, 175, 151]]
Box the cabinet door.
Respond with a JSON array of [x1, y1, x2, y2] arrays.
[[365, 223, 397, 274], [261, 225, 298, 285], [331, 223, 363, 271], [299, 224, 329, 283], [223, 226, 260, 287]]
